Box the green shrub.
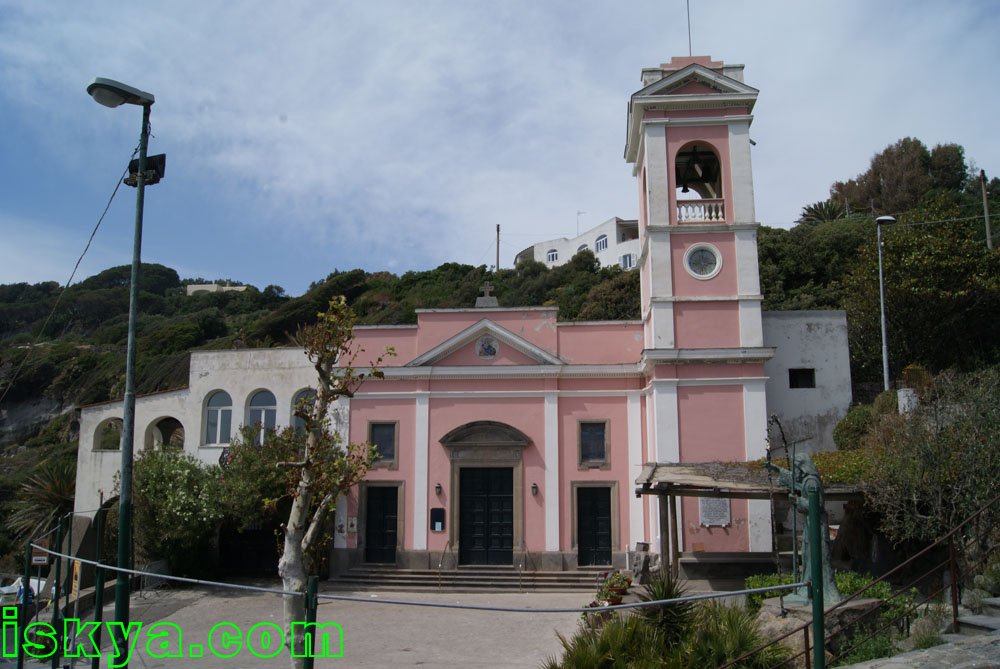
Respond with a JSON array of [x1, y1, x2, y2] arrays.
[[911, 604, 945, 650], [744, 572, 795, 614], [872, 389, 898, 417], [681, 602, 789, 668], [833, 405, 873, 450], [831, 571, 916, 663], [809, 449, 875, 484], [833, 633, 895, 666], [131, 450, 224, 576], [542, 615, 666, 668], [636, 569, 695, 646]]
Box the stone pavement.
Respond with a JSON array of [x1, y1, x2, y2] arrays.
[[5, 583, 586, 668], [840, 633, 1000, 668], [9, 583, 1000, 667]]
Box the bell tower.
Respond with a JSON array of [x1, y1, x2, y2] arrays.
[[627, 57, 773, 554]]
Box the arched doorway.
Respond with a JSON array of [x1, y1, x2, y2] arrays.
[[144, 417, 185, 451], [439, 421, 531, 566]]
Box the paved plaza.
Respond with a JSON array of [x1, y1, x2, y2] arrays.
[[5, 584, 585, 668], [7, 583, 1000, 667]]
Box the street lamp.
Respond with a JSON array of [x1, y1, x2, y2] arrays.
[[875, 215, 896, 392], [87, 77, 155, 657]]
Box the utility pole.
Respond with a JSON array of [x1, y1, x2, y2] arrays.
[[982, 170, 993, 251], [576, 210, 586, 236], [496, 224, 500, 271]]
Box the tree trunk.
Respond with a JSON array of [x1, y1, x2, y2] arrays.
[[279, 475, 312, 668]]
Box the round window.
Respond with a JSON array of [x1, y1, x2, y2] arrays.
[[684, 243, 722, 279]]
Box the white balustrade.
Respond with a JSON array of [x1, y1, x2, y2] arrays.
[[677, 199, 725, 223]]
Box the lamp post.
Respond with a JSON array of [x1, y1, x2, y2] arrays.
[[86, 77, 155, 662], [875, 215, 895, 392]]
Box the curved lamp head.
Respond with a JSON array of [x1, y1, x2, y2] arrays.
[[87, 77, 154, 108], [875, 216, 896, 226]]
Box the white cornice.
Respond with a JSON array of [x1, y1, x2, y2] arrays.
[[644, 375, 769, 390], [648, 295, 764, 303], [383, 363, 644, 380], [639, 347, 775, 373], [557, 320, 643, 327], [648, 223, 759, 234], [413, 307, 554, 313], [641, 114, 754, 127]]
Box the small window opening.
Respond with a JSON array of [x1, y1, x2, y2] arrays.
[[789, 368, 816, 389]]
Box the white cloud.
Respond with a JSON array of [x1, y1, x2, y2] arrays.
[[1, 0, 998, 294]]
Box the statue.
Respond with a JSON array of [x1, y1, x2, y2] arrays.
[[766, 453, 841, 605]]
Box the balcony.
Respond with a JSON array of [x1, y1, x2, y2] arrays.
[[677, 199, 725, 224]]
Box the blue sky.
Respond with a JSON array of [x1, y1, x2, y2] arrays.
[[1, 1, 997, 296]]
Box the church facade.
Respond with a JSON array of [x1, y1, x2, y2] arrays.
[[74, 56, 852, 571]]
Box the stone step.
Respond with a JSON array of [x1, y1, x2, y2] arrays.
[[956, 613, 1000, 635], [981, 596, 1000, 616], [333, 568, 603, 591]]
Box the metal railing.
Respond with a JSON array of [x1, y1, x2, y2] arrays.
[[724, 491, 1000, 668], [437, 539, 453, 590], [12, 509, 324, 669]]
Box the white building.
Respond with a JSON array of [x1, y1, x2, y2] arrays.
[[515, 217, 641, 270]]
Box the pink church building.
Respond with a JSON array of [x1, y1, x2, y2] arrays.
[[74, 56, 852, 574]]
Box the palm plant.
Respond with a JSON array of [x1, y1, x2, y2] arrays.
[[635, 568, 695, 647], [800, 199, 846, 224], [681, 602, 789, 668], [541, 615, 668, 668], [5, 459, 75, 540]]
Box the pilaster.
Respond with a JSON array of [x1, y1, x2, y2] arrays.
[[413, 394, 429, 550], [544, 392, 560, 552]]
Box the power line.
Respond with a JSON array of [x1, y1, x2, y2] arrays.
[[0, 144, 138, 406]]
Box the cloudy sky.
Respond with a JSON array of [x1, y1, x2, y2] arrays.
[[1, 1, 997, 296]]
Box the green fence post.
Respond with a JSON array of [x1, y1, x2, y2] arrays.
[[92, 508, 106, 669], [303, 576, 318, 669], [808, 485, 825, 669], [51, 516, 65, 668], [17, 541, 31, 669]]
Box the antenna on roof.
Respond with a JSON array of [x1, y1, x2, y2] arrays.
[[576, 210, 586, 236], [686, 0, 693, 57]]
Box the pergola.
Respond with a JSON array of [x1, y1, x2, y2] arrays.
[[634, 461, 864, 579]]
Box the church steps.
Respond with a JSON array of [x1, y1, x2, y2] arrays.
[[332, 567, 603, 591]]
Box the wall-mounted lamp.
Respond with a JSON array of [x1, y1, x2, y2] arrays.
[[435, 483, 442, 495], [531, 483, 539, 496]]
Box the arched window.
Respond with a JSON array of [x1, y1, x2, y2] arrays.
[[248, 390, 277, 445], [595, 235, 608, 252], [675, 142, 724, 222], [577, 244, 588, 252], [546, 249, 558, 262], [292, 389, 316, 432], [205, 391, 233, 445], [96, 418, 123, 451], [146, 416, 184, 451]]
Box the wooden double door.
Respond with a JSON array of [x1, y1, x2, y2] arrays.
[[577, 487, 612, 566], [365, 486, 398, 564], [459, 467, 513, 565]]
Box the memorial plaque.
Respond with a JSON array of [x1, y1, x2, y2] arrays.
[[699, 497, 730, 527]]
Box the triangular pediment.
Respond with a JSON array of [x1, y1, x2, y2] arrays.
[[405, 319, 563, 367], [634, 63, 758, 99]]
